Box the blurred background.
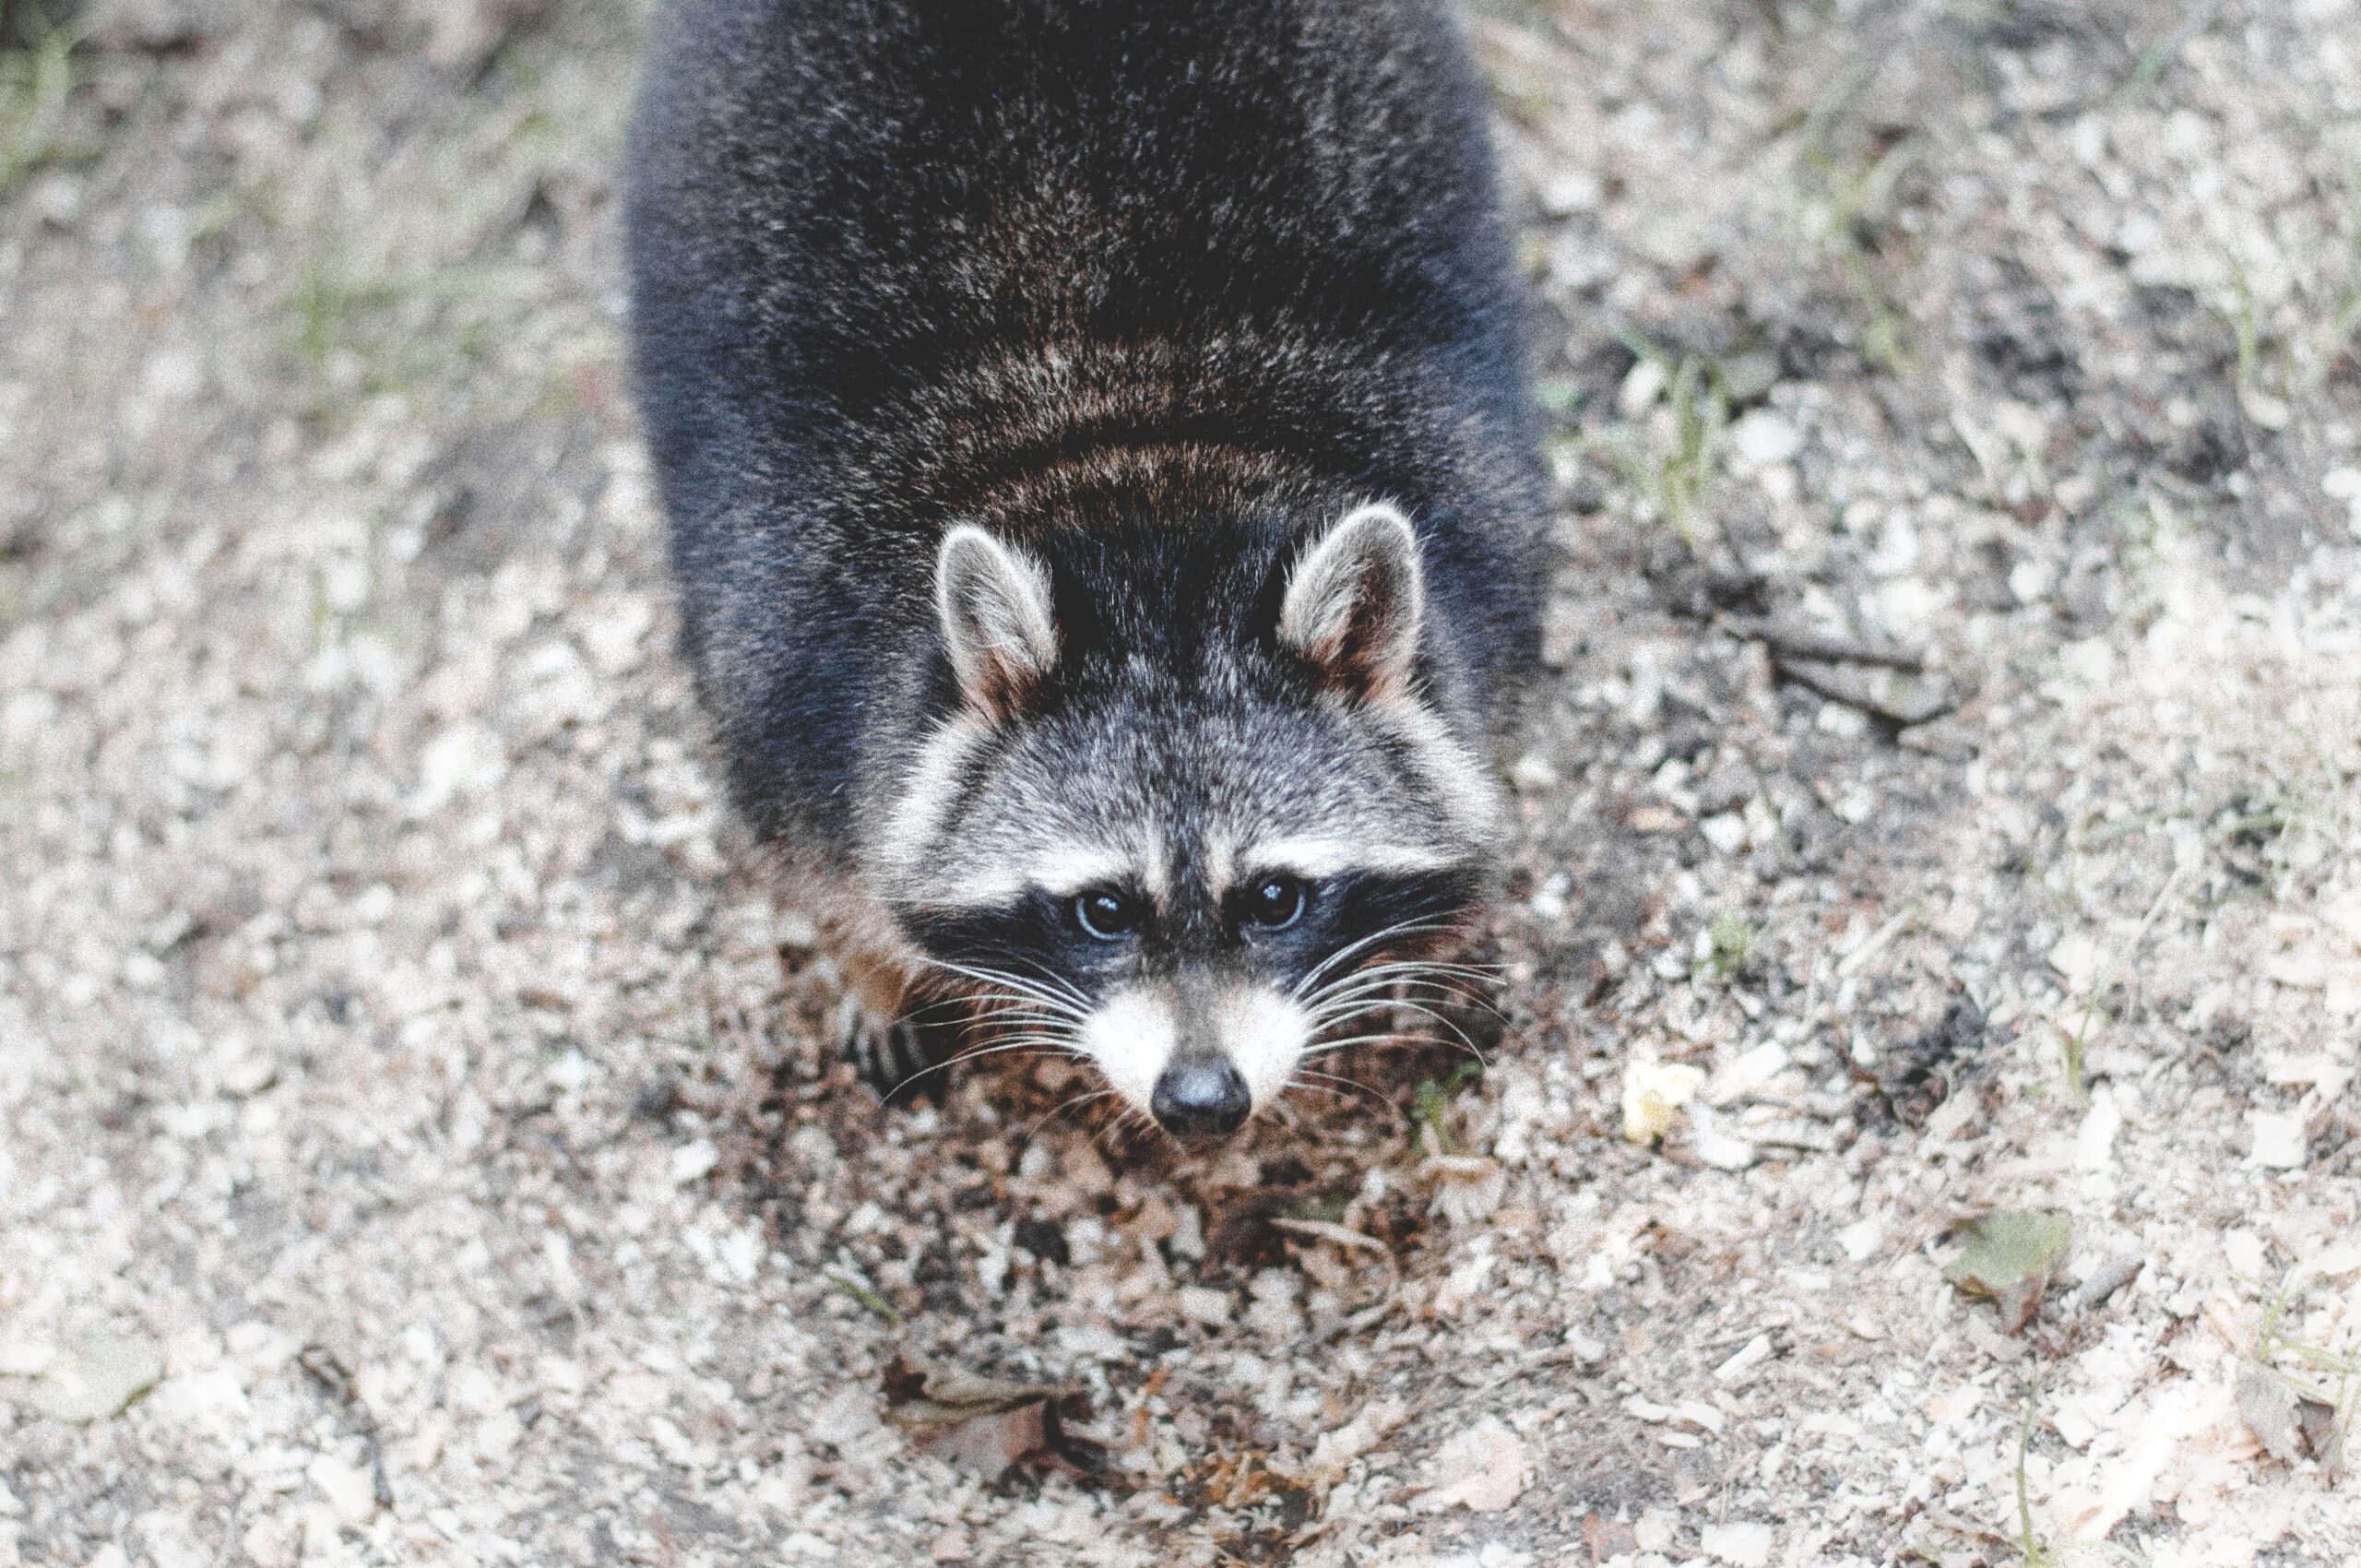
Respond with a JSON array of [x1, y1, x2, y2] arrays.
[[3, 2, 2357, 1564]]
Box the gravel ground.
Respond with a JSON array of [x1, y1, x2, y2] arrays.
[[5, 1, 2359, 1564]]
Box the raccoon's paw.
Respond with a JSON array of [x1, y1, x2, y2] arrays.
[[836, 998, 952, 1105]]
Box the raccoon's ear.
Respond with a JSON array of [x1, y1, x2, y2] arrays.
[[1278, 502, 1426, 702], [935, 523, 1059, 721]]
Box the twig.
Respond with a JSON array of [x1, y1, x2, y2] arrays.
[[1773, 657, 1960, 730], [1720, 613, 1927, 672]]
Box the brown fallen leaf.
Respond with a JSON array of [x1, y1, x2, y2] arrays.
[[2236, 1361, 2340, 1466], [879, 1355, 1108, 1484], [1943, 1210, 2072, 1333]]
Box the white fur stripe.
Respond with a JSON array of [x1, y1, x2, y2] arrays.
[[1080, 985, 1176, 1111], [874, 713, 991, 885], [1239, 834, 1461, 881], [1213, 984, 1311, 1108], [1378, 695, 1503, 843], [1027, 846, 1134, 898]]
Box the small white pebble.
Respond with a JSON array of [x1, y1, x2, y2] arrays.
[[669, 1140, 719, 1185], [304, 1454, 378, 1526], [1728, 410, 1802, 467], [1175, 1286, 1233, 1327], [2248, 1112, 2308, 1170], [1701, 1520, 1775, 1567]]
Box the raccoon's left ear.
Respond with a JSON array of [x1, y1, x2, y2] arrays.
[[935, 523, 1060, 721], [1278, 502, 1426, 702]]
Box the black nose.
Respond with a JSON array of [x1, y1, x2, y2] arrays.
[[1151, 1057, 1252, 1142]]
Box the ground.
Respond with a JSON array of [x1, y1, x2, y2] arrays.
[[3, 0, 2359, 1564]]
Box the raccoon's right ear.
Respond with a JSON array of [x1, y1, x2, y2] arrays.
[[935, 523, 1059, 721], [1278, 501, 1426, 703]]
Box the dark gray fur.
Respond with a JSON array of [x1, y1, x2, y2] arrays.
[[626, 0, 1545, 1109]]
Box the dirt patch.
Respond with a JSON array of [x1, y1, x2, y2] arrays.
[[4, 1, 2358, 1564]]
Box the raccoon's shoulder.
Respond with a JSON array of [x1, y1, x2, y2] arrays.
[[625, 0, 1528, 416]]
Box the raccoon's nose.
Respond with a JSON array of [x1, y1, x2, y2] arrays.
[[1150, 1057, 1251, 1142]]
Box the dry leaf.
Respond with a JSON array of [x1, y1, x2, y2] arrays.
[[879, 1356, 1102, 1483], [2236, 1362, 2337, 1466], [1944, 1210, 2071, 1332]]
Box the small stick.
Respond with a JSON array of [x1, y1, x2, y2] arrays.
[[1721, 613, 1927, 672], [1774, 658, 1958, 730]]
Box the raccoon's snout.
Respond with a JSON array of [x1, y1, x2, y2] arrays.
[[1151, 1055, 1252, 1142], [1081, 978, 1310, 1142]]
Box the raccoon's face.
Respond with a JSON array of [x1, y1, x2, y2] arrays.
[[874, 502, 1501, 1143]]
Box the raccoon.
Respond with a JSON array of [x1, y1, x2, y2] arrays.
[[625, 0, 1545, 1142]]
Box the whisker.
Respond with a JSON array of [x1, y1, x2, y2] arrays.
[[1302, 993, 1489, 1062], [1288, 1067, 1394, 1115], [914, 957, 1091, 1019], [1340, 956, 1505, 981], [931, 951, 1094, 1009], [897, 990, 1065, 1022], [1289, 919, 1463, 1001], [1322, 970, 1506, 1009], [1299, 1026, 1491, 1070], [1301, 976, 1501, 1025], [1024, 1087, 1121, 1144], [1295, 1031, 1417, 1055], [882, 1033, 1086, 1102], [1302, 957, 1502, 1001], [963, 1009, 1085, 1038]]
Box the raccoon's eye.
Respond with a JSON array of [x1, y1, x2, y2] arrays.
[[1244, 875, 1308, 932], [1073, 888, 1143, 941]]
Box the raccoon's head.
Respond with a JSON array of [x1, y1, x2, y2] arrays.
[[874, 499, 1501, 1143]]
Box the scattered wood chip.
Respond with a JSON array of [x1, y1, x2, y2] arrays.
[[1713, 1334, 1774, 1383], [1670, 1398, 1726, 1434], [1684, 1103, 1757, 1170], [2248, 1110, 2309, 1170], [1583, 1513, 1640, 1562], [2071, 1254, 2144, 1312], [1421, 1418, 1531, 1513], [1302, 1397, 1407, 1486], [879, 1356, 1104, 1484], [1422, 1154, 1506, 1224], [1173, 1285, 1234, 1328], [1622, 1059, 1704, 1144], [1944, 1210, 2072, 1332], [1270, 1216, 1401, 1336], [26, 1334, 167, 1425], [1701, 1519, 1776, 1567]]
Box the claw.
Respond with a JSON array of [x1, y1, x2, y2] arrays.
[[836, 997, 951, 1103]]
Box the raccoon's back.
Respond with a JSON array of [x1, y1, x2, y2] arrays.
[[625, 0, 1543, 837]]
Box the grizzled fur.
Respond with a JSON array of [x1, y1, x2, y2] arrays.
[[626, 0, 1545, 1133]]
